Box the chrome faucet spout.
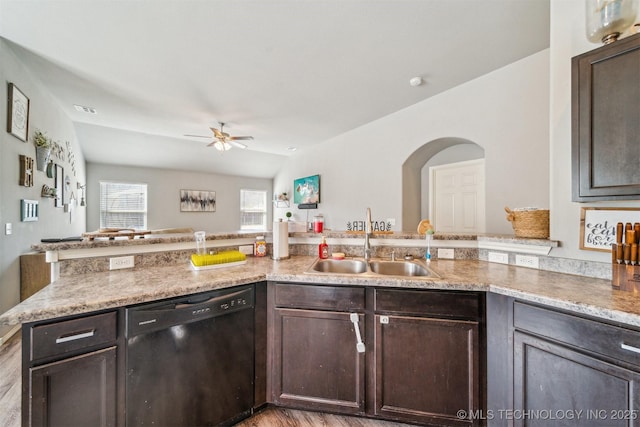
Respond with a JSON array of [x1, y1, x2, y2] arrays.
[[364, 207, 372, 260]]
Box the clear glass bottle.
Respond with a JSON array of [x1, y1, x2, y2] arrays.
[[586, 0, 638, 44]]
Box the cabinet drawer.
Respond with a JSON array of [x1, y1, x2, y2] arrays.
[[514, 302, 640, 368], [374, 289, 482, 319], [30, 312, 117, 361], [274, 283, 365, 311]]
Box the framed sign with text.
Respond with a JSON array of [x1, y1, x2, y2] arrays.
[[580, 207, 640, 252]]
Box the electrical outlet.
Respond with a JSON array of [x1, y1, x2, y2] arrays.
[[109, 255, 135, 270], [387, 218, 396, 226], [515, 254, 539, 269], [437, 248, 455, 259], [239, 245, 254, 255], [488, 252, 509, 264]]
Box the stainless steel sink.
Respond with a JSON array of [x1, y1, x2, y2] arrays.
[[368, 260, 432, 277], [310, 258, 368, 274], [306, 258, 438, 278]]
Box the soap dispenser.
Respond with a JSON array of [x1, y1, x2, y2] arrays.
[[318, 236, 329, 259]]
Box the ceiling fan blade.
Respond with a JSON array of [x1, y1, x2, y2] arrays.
[[206, 141, 217, 146], [184, 134, 211, 138], [229, 136, 254, 141], [211, 127, 224, 139], [228, 140, 248, 149]]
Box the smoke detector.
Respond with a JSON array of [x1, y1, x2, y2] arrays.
[[409, 77, 423, 87]]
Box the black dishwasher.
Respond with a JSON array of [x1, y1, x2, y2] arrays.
[[125, 285, 255, 426]]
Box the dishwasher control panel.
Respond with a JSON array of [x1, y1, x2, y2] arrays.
[[126, 285, 254, 337]]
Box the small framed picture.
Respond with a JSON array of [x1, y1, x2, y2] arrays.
[[55, 164, 64, 208], [580, 207, 640, 251], [7, 83, 29, 142]]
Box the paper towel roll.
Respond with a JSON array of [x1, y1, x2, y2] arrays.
[[272, 220, 290, 260]]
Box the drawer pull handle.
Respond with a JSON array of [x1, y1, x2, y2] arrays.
[[350, 313, 366, 353], [55, 329, 95, 344], [621, 343, 640, 354]]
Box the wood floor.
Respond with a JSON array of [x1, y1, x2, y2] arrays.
[[0, 332, 21, 427], [0, 334, 417, 427]]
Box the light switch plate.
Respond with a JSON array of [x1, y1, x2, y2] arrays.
[[5, 223, 12, 235]]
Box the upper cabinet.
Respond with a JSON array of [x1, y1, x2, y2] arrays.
[[572, 33, 640, 201]]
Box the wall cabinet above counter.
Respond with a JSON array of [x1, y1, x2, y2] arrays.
[[572, 33, 640, 201]]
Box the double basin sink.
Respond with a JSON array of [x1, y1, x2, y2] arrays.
[[306, 257, 439, 279]]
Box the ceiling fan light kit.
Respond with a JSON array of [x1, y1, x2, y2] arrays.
[[187, 122, 254, 152], [213, 141, 231, 151], [210, 122, 253, 149]]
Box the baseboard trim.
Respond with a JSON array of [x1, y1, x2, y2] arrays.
[[0, 324, 20, 346]]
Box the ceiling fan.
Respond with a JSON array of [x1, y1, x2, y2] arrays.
[[185, 122, 254, 151]]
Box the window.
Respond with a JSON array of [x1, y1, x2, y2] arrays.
[[240, 189, 267, 230], [100, 181, 148, 230]]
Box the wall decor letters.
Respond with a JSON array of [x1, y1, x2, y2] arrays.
[[19, 155, 34, 187]]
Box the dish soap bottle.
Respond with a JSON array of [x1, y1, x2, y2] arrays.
[[318, 236, 329, 259]]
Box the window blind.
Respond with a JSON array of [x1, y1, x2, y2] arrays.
[[240, 189, 267, 230], [99, 181, 148, 230]]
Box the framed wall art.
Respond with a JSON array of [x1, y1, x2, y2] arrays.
[[580, 207, 640, 251], [54, 164, 64, 207], [180, 189, 216, 212], [7, 83, 29, 142], [293, 174, 320, 205]]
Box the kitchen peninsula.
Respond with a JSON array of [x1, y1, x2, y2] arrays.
[[2, 232, 640, 427]]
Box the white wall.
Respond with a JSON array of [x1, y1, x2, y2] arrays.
[[87, 163, 273, 232], [549, 0, 640, 262], [0, 39, 86, 333], [274, 50, 550, 234]]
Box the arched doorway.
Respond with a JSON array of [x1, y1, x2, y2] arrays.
[[402, 137, 485, 232]]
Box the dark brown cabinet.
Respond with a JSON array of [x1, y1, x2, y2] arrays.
[[572, 32, 640, 201], [372, 289, 484, 426], [22, 311, 119, 427], [510, 301, 640, 426], [514, 332, 640, 427], [268, 283, 486, 425], [268, 283, 366, 414], [29, 347, 117, 427]]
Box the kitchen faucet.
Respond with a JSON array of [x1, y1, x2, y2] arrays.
[[364, 207, 372, 260]]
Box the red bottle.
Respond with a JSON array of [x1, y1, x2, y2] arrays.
[[318, 236, 329, 259]]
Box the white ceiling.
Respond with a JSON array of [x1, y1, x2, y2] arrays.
[[0, 0, 550, 178]]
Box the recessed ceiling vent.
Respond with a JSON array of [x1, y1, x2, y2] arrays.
[[74, 104, 97, 114]]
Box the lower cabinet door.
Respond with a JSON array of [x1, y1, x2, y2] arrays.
[[514, 331, 640, 427], [29, 347, 116, 427], [374, 314, 481, 426], [271, 308, 365, 415]]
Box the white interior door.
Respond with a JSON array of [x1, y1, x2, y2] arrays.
[[429, 159, 485, 233]]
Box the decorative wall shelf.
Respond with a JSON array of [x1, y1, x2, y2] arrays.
[[274, 200, 290, 208]]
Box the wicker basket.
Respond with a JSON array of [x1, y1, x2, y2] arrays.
[[505, 207, 549, 239]]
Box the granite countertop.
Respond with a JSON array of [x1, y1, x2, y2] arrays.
[[0, 256, 633, 328], [31, 230, 559, 252]]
